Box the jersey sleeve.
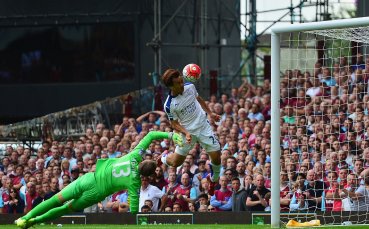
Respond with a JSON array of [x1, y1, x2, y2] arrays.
[[132, 131, 171, 158], [128, 187, 139, 213], [164, 95, 178, 121]]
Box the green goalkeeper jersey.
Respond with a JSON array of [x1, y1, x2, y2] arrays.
[[94, 131, 171, 213]]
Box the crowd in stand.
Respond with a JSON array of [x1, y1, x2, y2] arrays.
[[2, 53, 369, 214]]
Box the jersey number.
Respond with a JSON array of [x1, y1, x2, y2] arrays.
[[209, 135, 219, 145], [112, 161, 131, 178]]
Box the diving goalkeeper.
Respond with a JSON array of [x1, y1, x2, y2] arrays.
[[16, 131, 183, 229]]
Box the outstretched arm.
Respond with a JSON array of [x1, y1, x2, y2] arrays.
[[170, 120, 192, 144], [128, 187, 139, 213], [133, 131, 183, 153]]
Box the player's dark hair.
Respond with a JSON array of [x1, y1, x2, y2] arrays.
[[162, 69, 180, 87], [139, 160, 157, 176]]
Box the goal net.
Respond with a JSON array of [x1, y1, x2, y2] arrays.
[[271, 18, 369, 227]]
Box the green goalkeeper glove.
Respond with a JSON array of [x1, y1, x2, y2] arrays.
[[170, 132, 183, 147]]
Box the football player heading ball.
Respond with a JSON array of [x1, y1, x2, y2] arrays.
[[160, 66, 222, 183], [182, 63, 201, 83]]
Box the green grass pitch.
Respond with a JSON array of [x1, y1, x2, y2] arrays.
[[0, 225, 261, 229], [3, 225, 369, 229]]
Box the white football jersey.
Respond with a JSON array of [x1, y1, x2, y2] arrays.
[[164, 83, 207, 135]]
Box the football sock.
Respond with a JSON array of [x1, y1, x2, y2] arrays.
[[161, 154, 170, 166], [22, 194, 62, 221], [34, 202, 73, 224], [210, 162, 221, 181]]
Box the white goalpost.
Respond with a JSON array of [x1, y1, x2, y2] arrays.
[[271, 17, 369, 228]]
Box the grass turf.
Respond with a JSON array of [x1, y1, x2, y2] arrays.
[[3, 225, 369, 229], [0, 225, 264, 229]]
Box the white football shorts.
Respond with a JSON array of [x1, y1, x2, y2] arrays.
[[175, 121, 220, 156]]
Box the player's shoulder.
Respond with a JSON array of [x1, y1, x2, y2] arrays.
[[184, 82, 195, 89], [164, 94, 176, 114], [164, 93, 175, 105], [184, 82, 197, 94]]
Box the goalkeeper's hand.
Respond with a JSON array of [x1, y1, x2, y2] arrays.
[[171, 133, 183, 147]]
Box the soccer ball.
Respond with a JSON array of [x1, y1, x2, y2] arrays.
[[182, 63, 201, 83]]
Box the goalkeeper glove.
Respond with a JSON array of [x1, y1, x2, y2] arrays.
[[169, 132, 183, 147]]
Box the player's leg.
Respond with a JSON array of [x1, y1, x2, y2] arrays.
[[16, 185, 77, 228], [17, 173, 95, 227], [199, 124, 221, 182], [32, 194, 95, 224], [207, 150, 221, 181], [163, 153, 186, 167], [160, 135, 195, 167], [31, 177, 104, 225], [20, 178, 79, 221]]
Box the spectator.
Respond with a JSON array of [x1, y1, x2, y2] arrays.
[[289, 173, 309, 211], [63, 147, 76, 170], [207, 204, 216, 212], [164, 206, 172, 212], [141, 205, 151, 213], [106, 142, 121, 159], [32, 184, 46, 209], [25, 182, 38, 213], [173, 202, 182, 212], [60, 160, 70, 177], [7, 188, 24, 213], [230, 177, 247, 211], [226, 156, 237, 170], [173, 173, 195, 212], [279, 170, 291, 211], [118, 191, 129, 213], [176, 161, 194, 184], [247, 104, 264, 121], [152, 166, 167, 190], [70, 167, 80, 181], [106, 190, 126, 213], [161, 171, 179, 208], [12, 165, 24, 190], [197, 204, 207, 212], [28, 159, 37, 174], [341, 173, 360, 211], [324, 171, 341, 211], [188, 202, 195, 212], [144, 199, 154, 210], [0, 177, 12, 213], [210, 176, 232, 211], [44, 178, 59, 200], [139, 176, 164, 212], [244, 175, 255, 197], [195, 193, 209, 211], [52, 165, 62, 190], [193, 160, 208, 192], [136, 111, 166, 126], [246, 174, 270, 211]]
